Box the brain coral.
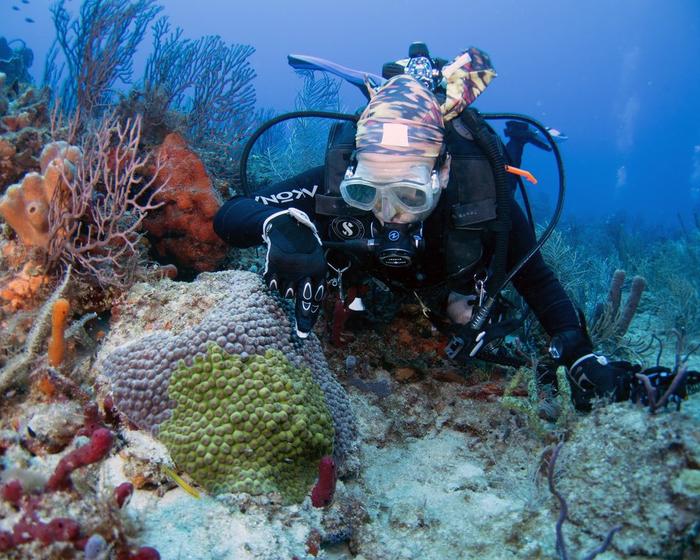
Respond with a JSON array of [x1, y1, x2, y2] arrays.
[[103, 271, 357, 501]]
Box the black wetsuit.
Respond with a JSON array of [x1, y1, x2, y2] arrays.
[[214, 166, 580, 337]]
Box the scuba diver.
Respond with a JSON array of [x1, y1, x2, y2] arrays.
[[214, 43, 694, 411]]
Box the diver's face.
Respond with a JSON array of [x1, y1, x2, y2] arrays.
[[365, 154, 451, 225]]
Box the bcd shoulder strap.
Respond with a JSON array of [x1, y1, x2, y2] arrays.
[[316, 120, 363, 216]]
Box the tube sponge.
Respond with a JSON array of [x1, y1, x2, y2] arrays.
[[48, 297, 70, 367]]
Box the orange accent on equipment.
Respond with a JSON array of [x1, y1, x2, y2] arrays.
[[505, 165, 538, 185]]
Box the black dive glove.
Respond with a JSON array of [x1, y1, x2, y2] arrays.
[[262, 209, 327, 338], [549, 329, 634, 411]]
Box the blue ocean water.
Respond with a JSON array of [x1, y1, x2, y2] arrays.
[[4, 0, 700, 225]]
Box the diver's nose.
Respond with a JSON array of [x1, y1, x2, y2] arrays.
[[378, 195, 398, 222]]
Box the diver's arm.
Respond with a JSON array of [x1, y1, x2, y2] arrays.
[[214, 166, 324, 248], [507, 200, 581, 336]]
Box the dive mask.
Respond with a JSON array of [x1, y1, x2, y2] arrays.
[[339, 160, 440, 217]]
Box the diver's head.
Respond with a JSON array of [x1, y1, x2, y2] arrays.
[[340, 75, 450, 225]]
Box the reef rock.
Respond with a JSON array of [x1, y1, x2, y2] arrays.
[[0, 74, 50, 188], [143, 133, 228, 272], [99, 270, 358, 503]]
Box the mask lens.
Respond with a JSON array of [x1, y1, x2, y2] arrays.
[[343, 182, 377, 206], [391, 186, 428, 208]]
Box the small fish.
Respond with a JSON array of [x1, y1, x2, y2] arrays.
[[25, 17, 34, 23], [162, 465, 201, 499], [21, 0, 30, 4], [12, 6, 20, 11]]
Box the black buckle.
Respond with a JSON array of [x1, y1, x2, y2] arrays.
[[445, 336, 465, 360]]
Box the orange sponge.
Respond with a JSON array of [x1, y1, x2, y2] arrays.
[[48, 298, 70, 367]]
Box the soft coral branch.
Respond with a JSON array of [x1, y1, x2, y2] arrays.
[[546, 443, 621, 560], [47, 113, 167, 288]]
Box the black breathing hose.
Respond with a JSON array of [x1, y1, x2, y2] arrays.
[[460, 109, 512, 301], [466, 112, 565, 331], [238, 110, 359, 197], [482, 112, 566, 290]]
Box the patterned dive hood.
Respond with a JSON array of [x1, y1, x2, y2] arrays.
[[355, 74, 445, 159], [440, 46, 496, 122], [354, 46, 496, 159]]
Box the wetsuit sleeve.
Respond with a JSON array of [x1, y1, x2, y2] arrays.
[[214, 166, 325, 248], [508, 200, 581, 335]]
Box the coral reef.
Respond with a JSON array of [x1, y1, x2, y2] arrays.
[[143, 132, 229, 272], [160, 345, 334, 502], [0, 73, 51, 188], [0, 140, 80, 249], [44, 114, 165, 288], [0, 388, 160, 559], [101, 270, 358, 499], [0, 265, 71, 394]]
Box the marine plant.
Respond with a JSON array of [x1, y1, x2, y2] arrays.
[[143, 18, 256, 146], [44, 113, 166, 288], [644, 230, 700, 333], [500, 355, 575, 439], [138, 17, 257, 187], [248, 70, 343, 188], [45, 0, 163, 121]]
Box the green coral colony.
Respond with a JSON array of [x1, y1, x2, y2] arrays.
[[160, 344, 334, 501], [103, 271, 357, 503]]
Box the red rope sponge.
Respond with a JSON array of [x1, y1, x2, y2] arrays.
[[47, 428, 114, 491]]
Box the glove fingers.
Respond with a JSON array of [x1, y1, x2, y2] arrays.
[[264, 272, 279, 293], [282, 280, 295, 299], [294, 276, 322, 338]]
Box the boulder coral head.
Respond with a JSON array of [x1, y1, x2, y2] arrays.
[[103, 271, 358, 503]]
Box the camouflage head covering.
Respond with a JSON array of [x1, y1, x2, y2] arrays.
[[355, 74, 445, 158], [440, 47, 497, 122]]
